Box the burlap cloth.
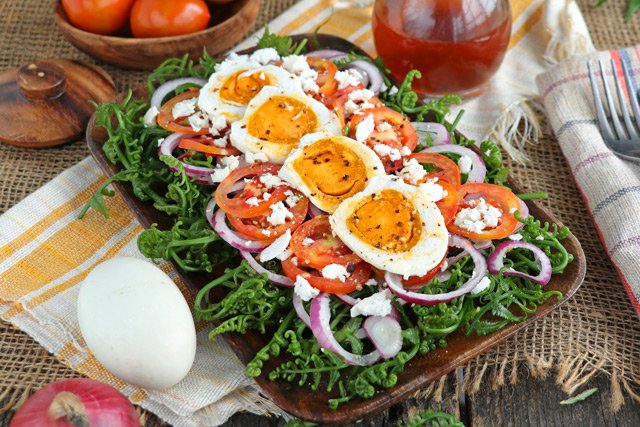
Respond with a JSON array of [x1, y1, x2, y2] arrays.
[[1, 0, 640, 423]]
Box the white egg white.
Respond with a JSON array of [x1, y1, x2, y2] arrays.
[[229, 86, 342, 164], [279, 132, 386, 213], [198, 63, 303, 124], [329, 174, 448, 278]]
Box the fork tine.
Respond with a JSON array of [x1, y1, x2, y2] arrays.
[[610, 59, 638, 139], [588, 61, 616, 142], [598, 59, 626, 140], [621, 59, 640, 139]]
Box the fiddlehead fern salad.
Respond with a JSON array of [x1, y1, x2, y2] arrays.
[[81, 28, 573, 409]]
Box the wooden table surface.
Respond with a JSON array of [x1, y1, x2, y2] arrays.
[[2, 1, 640, 426]]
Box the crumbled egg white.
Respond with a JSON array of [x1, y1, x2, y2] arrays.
[[143, 106, 159, 126], [335, 69, 364, 90], [249, 48, 281, 65], [457, 155, 473, 174], [350, 290, 392, 317], [281, 55, 319, 93], [245, 151, 269, 164], [398, 158, 427, 185], [418, 179, 448, 202], [470, 276, 491, 295], [321, 263, 350, 282], [508, 233, 523, 241], [259, 229, 292, 262], [453, 198, 502, 233], [172, 97, 197, 118], [374, 144, 402, 161], [209, 155, 241, 184], [267, 201, 293, 226], [355, 114, 375, 143], [294, 275, 320, 301], [302, 238, 315, 246]]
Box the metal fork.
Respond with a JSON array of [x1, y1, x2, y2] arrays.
[[588, 59, 640, 162]]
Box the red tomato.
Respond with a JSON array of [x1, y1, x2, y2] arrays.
[[178, 136, 241, 157], [446, 183, 520, 240], [62, 0, 135, 35], [321, 83, 365, 109], [434, 181, 460, 226], [347, 107, 418, 172], [227, 190, 309, 242], [215, 164, 291, 219], [408, 152, 462, 188], [281, 257, 372, 294], [306, 57, 338, 98], [333, 89, 382, 128], [289, 215, 362, 269], [130, 0, 211, 38], [157, 89, 210, 135]]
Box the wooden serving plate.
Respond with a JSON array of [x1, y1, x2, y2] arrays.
[[86, 34, 586, 425]]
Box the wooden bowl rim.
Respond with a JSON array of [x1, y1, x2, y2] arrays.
[[53, 0, 260, 44]]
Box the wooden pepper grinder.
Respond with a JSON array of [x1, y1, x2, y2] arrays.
[[0, 59, 115, 148]]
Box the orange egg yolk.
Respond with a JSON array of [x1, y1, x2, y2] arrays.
[[346, 189, 422, 252], [247, 96, 317, 144], [293, 138, 369, 206], [219, 70, 272, 106]]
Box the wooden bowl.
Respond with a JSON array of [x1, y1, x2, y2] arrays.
[[53, 0, 260, 70]]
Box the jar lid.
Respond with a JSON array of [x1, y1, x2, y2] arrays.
[[0, 59, 115, 148]]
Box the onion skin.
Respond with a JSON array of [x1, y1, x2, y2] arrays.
[[10, 378, 140, 427]]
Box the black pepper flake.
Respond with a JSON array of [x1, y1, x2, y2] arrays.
[[266, 130, 271, 134], [342, 174, 349, 180], [375, 242, 381, 248], [324, 158, 330, 162], [395, 209, 400, 213], [347, 263, 356, 273], [313, 159, 321, 165], [344, 160, 350, 166], [353, 215, 359, 220], [375, 224, 381, 229], [396, 222, 402, 226], [373, 166, 378, 170]]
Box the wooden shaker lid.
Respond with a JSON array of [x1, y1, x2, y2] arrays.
[[0, 59, 116, 148]]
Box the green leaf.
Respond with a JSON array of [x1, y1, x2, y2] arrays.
[[560, 388, 598, 405], [627, 0, 640, 20]]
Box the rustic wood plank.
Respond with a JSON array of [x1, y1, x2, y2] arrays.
[[469, 373, 640, 427]]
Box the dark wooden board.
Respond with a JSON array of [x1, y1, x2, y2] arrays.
[[86, 34, 586, 425]]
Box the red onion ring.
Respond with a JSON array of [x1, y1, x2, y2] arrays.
[[240, 251, 294, 287], [487, 241, 552, 285], [309, 293, 381, 366], [159, 133, 216, 184], [292, 293, 311, 328], [210, 208, 268, 253], [421, 145, 486, 183], [308, 203, 327, 218], [150, 77, 208, 111], [306, 50, 346, 60], [385, 234, 487, 305], [411, 122, 451, 146], [334, 293, 359, 307], [363, 315, 402, 359]]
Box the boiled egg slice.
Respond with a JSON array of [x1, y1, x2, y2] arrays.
[[198, 63, 303, 124], [229, 86, 341, 163], [279, 132, 385, 213], [329, 174, 448, 278]]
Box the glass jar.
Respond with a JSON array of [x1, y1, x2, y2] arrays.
[[372, 0, 512, 97]]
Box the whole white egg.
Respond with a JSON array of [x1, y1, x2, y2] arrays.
[[77, 257, 196, 390]]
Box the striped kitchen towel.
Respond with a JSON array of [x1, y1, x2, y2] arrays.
[[0, 157, 280, 426], [237, 0, 594, 163], [536, 48, 640, 317]]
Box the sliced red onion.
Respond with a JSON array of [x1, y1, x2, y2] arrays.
[[345, 60, 383, 94], [240, 251, 294, 287], [446, 236, 493, 265], [487, 241, 552, 285], [308, 203, 327, 218], [334, 293, 359, 307], [421, 145, 486, 183], [309, 293, 381, 366], [513, 198, 530, 232], [150, 77, 208, 111], [293, 293, 311, 328], [210, 208, 268, 253], [363, 315, 402, 359], [411, 122, 450, 146], [403, 270, 453, 291], [385, 234, 487, 305], [159, 133, 216, 184], [306, 50, 346, 60]]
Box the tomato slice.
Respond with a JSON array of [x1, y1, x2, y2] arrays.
[[334, 89, 383, 128], [282, 257, 372, 294], [408, 152, 462, 188], [157, 89, 210, 135], [347, 107, 418, 172], [178, 136, 242, 157], [447, 183, 520, 239], [434, 181, 460, 225], [321, 83, 365, 109], [289, 215, 362, 269], [371, 249, 449, 287], [215, 164, 290, 218], [306, 56, 338, 98], [227, 190, 309, 242]]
